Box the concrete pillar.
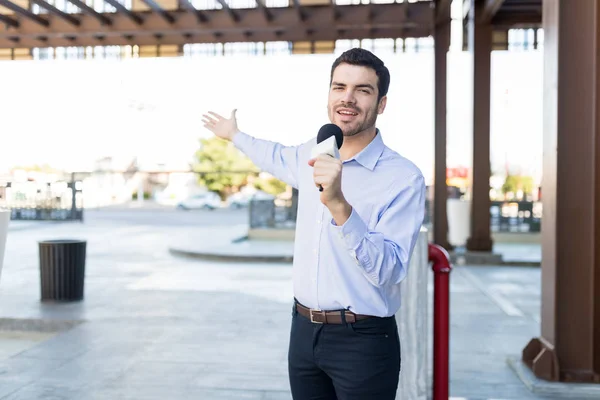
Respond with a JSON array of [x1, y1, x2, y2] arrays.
[[522, 0, 600, 383], [395, 227, 428, 400], [0, 210, 9, 283], [466, 0, 493, 252]]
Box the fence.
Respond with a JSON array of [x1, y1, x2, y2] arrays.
[[424, 198, 542, 233], [0, 178, 84, 221], [490, 200, 541, 232]]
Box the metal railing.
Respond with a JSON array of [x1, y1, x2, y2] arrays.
[[425, 198, 542, 233], [0, 178, 83, 221]]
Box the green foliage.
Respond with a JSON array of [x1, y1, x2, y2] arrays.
[[132, 192, 151, 200], [193, 137, 259, 197], [253, 176, 288, 196], [502, 174, 534, 196]]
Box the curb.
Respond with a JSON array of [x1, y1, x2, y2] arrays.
[[169, 238, 539, 267], [168, 236, 294, 263], [168, 247, 293, 263], [500, 261, 540, 267]]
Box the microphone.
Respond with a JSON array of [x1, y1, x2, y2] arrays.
[[311, 124, 344, 192]]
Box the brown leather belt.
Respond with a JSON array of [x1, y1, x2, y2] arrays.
[[296, 302, 372, 324]]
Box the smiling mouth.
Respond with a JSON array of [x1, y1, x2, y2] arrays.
[[337, 110, 359, 116]]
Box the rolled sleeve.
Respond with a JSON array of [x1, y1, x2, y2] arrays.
[[328, 173, 426, 287]]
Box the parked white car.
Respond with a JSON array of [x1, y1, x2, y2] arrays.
[[176, 192, 221, 210], [227, 190, 274, 209]]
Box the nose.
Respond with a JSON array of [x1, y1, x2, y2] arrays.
[[341, 88, 356, 104]]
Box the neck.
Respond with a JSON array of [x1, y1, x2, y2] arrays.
[[339, 127, 377, 161]]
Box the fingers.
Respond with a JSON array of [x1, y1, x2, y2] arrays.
[[202, 114, 218, 125], [312, 158, 342, 174], [202, 110, 236, 130], [313, 175, 335, 192], [308, 154, 340, 166], [311, 156, 342, 192], [208, 111, 225, 120]]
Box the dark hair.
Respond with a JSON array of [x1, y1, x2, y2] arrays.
[[330, 48, 390, 102]]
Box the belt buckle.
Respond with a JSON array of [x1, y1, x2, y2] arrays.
[[310, 309, 324, 324]]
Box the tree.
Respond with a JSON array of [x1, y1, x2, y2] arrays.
[[193, 137, 259, 198], [502, 174, 534, 200], [253, 174, 288, 196]]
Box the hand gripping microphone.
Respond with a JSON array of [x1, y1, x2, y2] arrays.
[[310, 124, 344, 192]]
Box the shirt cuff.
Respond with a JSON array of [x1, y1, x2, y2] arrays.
[[231, 131, 250, 149], [331, 207, 368, 250]]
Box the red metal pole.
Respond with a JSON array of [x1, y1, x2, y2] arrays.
[[428, 243, 452, 400]]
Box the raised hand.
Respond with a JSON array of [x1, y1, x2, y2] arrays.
[[202, 109, 239, 141]]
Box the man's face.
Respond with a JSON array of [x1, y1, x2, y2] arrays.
[[327, 63, 387, 137]]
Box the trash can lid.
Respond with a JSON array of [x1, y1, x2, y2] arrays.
[[39, 239, 86, 245]]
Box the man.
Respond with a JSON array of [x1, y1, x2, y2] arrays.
[[202, 48, 425, 400]]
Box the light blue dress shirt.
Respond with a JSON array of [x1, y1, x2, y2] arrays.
[[233, 129, 426, 317]]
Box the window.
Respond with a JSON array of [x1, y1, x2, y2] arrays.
[[265, 41, 292, 55], [183, 43, 224, 57]]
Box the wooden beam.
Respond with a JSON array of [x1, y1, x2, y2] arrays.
[[255, 0, 273, 22], [0, 0, 49, 27], [215, 0, 240, 22], [66, 0, 113, 25], [0, 2, 434, 48], [481, 0, 504, 23], [492, 12, 541, 27], [330, 0, 338, 21], [435, 0, 451, 24], [433, 0, 450, 250], [0, 13, 19, 28], [0, 26, 431, 48], [291, 0, 306, 21], [180, 0, 209, 23], [29, 0, 80, 26], [104, 0, 144, 25], [141, 0, 176, 24]]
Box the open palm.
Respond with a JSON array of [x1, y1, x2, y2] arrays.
[[202, 109, 239, 141]]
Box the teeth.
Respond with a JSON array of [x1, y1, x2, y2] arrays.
[[339, 111, 357, 116]]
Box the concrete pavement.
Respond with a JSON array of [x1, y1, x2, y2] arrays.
[[0, 209, 588, 400]]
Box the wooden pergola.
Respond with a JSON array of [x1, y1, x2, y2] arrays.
[[2, 0, 599, 387], [0, 0, 435, 49]]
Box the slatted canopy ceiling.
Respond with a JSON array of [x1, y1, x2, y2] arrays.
[[0, 0, 437, 49], [463, 0, 542, 27]]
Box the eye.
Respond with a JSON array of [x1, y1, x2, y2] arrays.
[[360, 89, 370, 94]]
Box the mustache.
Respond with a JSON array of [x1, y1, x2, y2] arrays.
[[336, 103, 361, 113]]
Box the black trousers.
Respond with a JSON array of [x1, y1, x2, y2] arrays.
[[287, 301, 401, 400]]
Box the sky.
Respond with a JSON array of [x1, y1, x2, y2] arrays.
[[0, 47, 543, 186]]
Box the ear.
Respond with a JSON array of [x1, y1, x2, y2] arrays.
[[377, 96, 387, 114]]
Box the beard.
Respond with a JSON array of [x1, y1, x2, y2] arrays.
[[331, 102, 379, 137]]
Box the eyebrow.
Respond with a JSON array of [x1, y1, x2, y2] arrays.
[[331, 81, 376, 91]]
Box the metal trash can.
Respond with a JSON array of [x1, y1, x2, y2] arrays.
[[38, 239, 86, 302]]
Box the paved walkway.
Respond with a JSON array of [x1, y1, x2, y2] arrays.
[[0, 214, 587, 400]]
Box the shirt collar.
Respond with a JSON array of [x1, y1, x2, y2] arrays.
[[343, 129, 385, 171]]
